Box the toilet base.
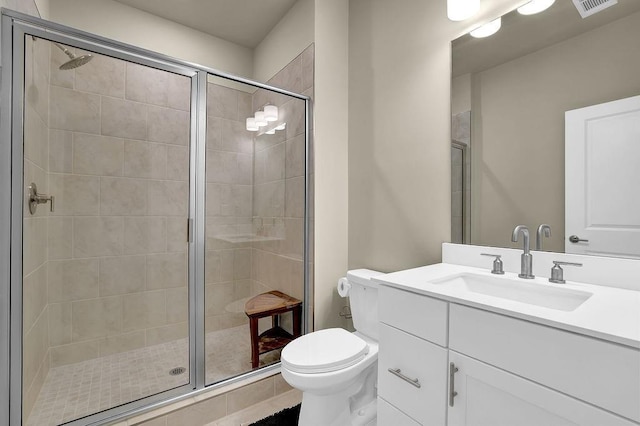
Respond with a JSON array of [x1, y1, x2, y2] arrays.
[[298, 389, 377, 426], [350, 399, 377, 426], [299, 391, 351, 426], [296, 365, 377, 426]]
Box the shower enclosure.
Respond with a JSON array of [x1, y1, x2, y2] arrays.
[[451, 111, 470, 244], [451, 142, 466, 244], [0, 10, 311, 426]]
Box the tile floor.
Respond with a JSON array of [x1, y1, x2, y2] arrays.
[[27, 325, 282, 426]]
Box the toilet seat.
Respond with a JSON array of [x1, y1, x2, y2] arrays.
[[282, 328, 369, 374]]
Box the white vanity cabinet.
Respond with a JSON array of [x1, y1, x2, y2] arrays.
[[377, 285, 640, 426]]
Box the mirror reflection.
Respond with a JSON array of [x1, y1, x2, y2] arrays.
[[451, 0, 640, 258]]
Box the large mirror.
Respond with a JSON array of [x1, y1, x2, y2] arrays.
[[451, 0, 640, 258]]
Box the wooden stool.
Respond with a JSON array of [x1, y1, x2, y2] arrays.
[[244, 291, 302, 369]]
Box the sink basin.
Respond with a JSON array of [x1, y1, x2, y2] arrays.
[[431, 273, 593, 311]]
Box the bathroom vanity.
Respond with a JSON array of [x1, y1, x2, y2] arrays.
[[375, 244, 640, 425]]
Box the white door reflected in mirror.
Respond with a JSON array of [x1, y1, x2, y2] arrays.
[[565, 94, 640, 259]]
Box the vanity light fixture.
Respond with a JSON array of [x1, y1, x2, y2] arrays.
[[264, 104, 278, 122], [447, 0, 480, 21], [258, 123, 286, 136], [254, 111, 268, 127], [470, 17, 501, 38], [246, 105, 280, 131], [247, 121, 287, 135], [517, 0, 555, 15], [246, 117, 259, 131]]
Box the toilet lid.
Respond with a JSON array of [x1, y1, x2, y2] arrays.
[[282, 328, 369, 374]]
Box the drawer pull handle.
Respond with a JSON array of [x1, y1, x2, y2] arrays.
[[388, 368, 421, 388], [449, 362, 459, 407]]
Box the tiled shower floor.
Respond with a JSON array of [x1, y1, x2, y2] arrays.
[[27, 325, 281, 426]]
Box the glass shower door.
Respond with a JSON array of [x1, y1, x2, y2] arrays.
[[21, 35, 193, 425], [204, 74, 307, 385]]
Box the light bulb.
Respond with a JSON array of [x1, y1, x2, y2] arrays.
[[264, 105, 278, 122], [265, 129, 276, 135], [275, 123, 286, 131], [470, 17, 502, 38], [246, 117, 259, 132], [447, 0, 480, 21], [255, 111, 267, 127], [517, 0, 555, 15]]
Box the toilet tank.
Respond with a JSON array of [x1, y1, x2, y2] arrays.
[[346, 269, 384, 341]]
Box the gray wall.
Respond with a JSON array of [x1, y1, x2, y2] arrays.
[[348, 0, 521, 272]]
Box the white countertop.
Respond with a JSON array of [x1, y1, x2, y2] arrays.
[[374, 263, 640, 349]]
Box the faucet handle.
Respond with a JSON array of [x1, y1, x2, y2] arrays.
[[549, 261, 582, 284], [481, 253, 505, 275]]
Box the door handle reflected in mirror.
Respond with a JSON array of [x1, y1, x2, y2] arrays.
[[569, 235, 589, 244]]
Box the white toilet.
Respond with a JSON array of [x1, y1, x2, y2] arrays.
[[281, 269, 383, 426]]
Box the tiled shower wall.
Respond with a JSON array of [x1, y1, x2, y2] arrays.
[[46, 43, 191, 368], [204, 82, 254, 333], [23, 36, 52, 420], [204, 44, 313, 337], [250, 44, 313, 320]]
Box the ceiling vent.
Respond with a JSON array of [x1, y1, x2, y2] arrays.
[[571, 0, 618, 18]]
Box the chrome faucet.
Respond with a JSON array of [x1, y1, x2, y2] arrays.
[[536, 224, 551, 251], [512, 225, 535, 279]]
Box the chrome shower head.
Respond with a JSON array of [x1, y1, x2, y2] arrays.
[[53, 42, 93, 70], [59, 53, 93, 70]]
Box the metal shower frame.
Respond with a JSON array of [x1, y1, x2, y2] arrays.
[[0, 8, 313, 426]]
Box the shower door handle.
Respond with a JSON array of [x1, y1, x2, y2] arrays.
[[187, 218, 194, 243]]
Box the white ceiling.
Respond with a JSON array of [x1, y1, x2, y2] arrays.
[[113, 0, 298, 48]]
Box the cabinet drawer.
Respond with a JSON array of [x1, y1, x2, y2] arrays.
[[378, 397, 421, 426], [378, 323, 447, 425], [379, 285, 448, 346], [449, 304, 640, 422]]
